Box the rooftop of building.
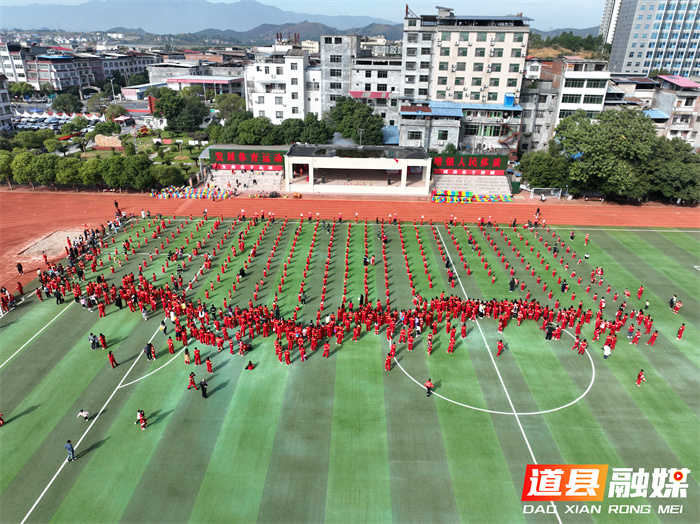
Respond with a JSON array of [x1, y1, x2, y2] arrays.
[[610, 76, 658, 85], [287, 143, 429, 160], [657, 75, 700, 89], [165, 75, 243, 83]]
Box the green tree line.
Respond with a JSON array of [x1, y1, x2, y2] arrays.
[[518, 108, 700, 202]]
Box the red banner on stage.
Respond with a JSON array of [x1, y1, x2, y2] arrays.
[[211, 164, 283, 171], [433, 169, 505, 176]]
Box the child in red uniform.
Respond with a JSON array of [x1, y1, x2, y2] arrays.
[[496, 340, 504, 357], [635, 369, 646, 386], [385, 353, 392, 371], [205, 357, 213, 374], [187, 372, 198, 389], [677, 323, 685, 340]]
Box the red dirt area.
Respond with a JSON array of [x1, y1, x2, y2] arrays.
[[1, 190, 698, 291]]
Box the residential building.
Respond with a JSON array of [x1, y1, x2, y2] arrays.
[[651, 74, 700, 146], [518, 77, 558, 152], [101, 52, 161, 82], [539, 57, 610, 128], [147, 61, 209, 84], [320, 35, 360, 114], [398, 7, 531, 155], [244, 45, 319, 124], [0, 43, 48, 85], [599, 0, 625, 44], [606, 0, 700, 77], [0, 74, 13, 131], [165, 75, 244, 97], [24, 54, 98, 92]]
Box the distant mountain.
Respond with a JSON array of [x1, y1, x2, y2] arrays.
[[531, 26, 600, 39], [105, 27, 150, 36], [196, 21, 403, 43], [1, 0, 395, 33]]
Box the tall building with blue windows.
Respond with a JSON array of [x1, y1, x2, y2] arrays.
[[607, 0, 700, 77]]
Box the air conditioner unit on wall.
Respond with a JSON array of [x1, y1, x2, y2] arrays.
[[437, 41, 442, 47], [438, 141, 445, 146], [454, 41, 459, 46], [468, 42, 473, 46]]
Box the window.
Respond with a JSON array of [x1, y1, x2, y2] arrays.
[[460, 32, 469, 41], [407, 33, 418, 43], [564, 79, 585, 88], [422, 33, 432, 41], [258, 110, 265, 117], [458, 48, 469, 56], [561, 94, 581, 103], [489, 78, 500, 87], [291, 78, 298, 85], [511, 49, 522, 58], [491, 63, 502, 72], [276, 67, 283, 75], [406, 48, 417, 56], [492, 48, 504, 57], [264, 66, 269, 74], [477, 32, 487, 42], [408, 19, 417, 26], [330, 94, 340, 101], [292, 107, 299, 114], [436, 90, 446, 99], [421, 48, 431, 55], [418, 88, 428, 96], [291, 92, 299, 99], [419, 75, 429, 82], [454, 91, 463, 100], [290, 63, 298, 70], [470, 92, 480, 100], [437, 76, 448, 85], [438, 130, 449, 140], [514, 33, 524, 42], [507, 78, 518, 87], [335, 37, 342, 44], [494, 33, 506, 42], [509, 64, 520, 73], [257, 96, 264, 104], [275, 97, 283, 105], [475, 48, 486, 57], [420, 61, 430, 69], [583, 94, 604, 104], [378, 70, 388, 78], [440, 48, 451, 56], [404, 88, 414, 97], [330, 82, 341, 89], [438, 62, 448, 71], [377, 84, 387, 91], [407, 131, 422, 140], [441, 32, 451, 41], [456, 62, 466, 71], [559, 109, 575, 119], [406, 62, 416, 70], [324, 37, 332, 44], [455, 77, 465, 85], [365, 71, 372, 78], [330, 55, 342, 63], [405, 75, 415, 83], [330, 69, 341, 77], [471, 77, 482, 86], [488, 93, 498, 100], [586, 79, 607, 88], [365, 83, 372, 91], [391, 99, 397, 107], [473, 63, 484, 72]]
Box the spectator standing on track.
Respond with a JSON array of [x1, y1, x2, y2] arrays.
[[65, 440, 75, 462]]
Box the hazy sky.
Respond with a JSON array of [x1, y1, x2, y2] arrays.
[[0, 0, 606, 30]]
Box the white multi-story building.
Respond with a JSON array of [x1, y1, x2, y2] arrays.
[[599, 0, 625, 44], [606, 0, 700, 77], [245, 45, 320, 124], [0, 43, 47, 86], [0, 74, 13, 131], [147, 61, 209, 84], [101, 52, 162, 82]]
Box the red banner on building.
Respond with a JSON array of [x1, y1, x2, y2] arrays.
[[431, 153, 508, 175], [211, 164, 283, 171]]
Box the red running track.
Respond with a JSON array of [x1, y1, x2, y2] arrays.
[[2, 190, 698, 291]]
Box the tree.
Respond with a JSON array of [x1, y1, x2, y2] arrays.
[[104, 104, 128, 121], [213, 93, 245, 121], [553, 108, 657, 199], [124, 142, 137, 157], [0, 150, 13, 189], [154, 89, 209, 132], [299, 113, 334, 144], [152, 164, 186, 186], [646, 137, 700, 202], [85, 92, 111, 115], [649, 68, 671, 77], [442, 143, 458, 155], [123, 154, 154, 190], [39, 83, 55, 97], [128, 72, 149, 86], [100, 155, 126, 189], [519, 149, 570, 188], [327, 97, 384, 145], [11, 151, 37, 189], [56, 157, 82, 189], [51, 93, 83, 114], [9, 82, 35, 99], [33, 153, 59, 189], [13, 129, 55, 150], [86, 121, 121, 142], [61, 116, 89, 135], [71, 135, 88, 153], [80, 157, 102, 187], [236, 117, 276, 145]]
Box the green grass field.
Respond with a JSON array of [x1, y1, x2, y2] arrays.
[[0, 215, 698, 524]]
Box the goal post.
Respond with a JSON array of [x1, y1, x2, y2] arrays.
[[530, 187, 562, 200]]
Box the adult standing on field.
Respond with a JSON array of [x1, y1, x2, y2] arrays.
[[108, 350, 118, 368], [425, 378, 434, 397], [200, 379, 208, 398], [65, 440, 75, 462]]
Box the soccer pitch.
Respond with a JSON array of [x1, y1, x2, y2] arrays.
[[0, 214, 698, 524]]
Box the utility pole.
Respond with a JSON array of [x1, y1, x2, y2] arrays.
[[358, 128, 364, 147]]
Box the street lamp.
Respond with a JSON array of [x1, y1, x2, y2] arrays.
[[358, 128, 364, 147], [108, 77, 116, 101]]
